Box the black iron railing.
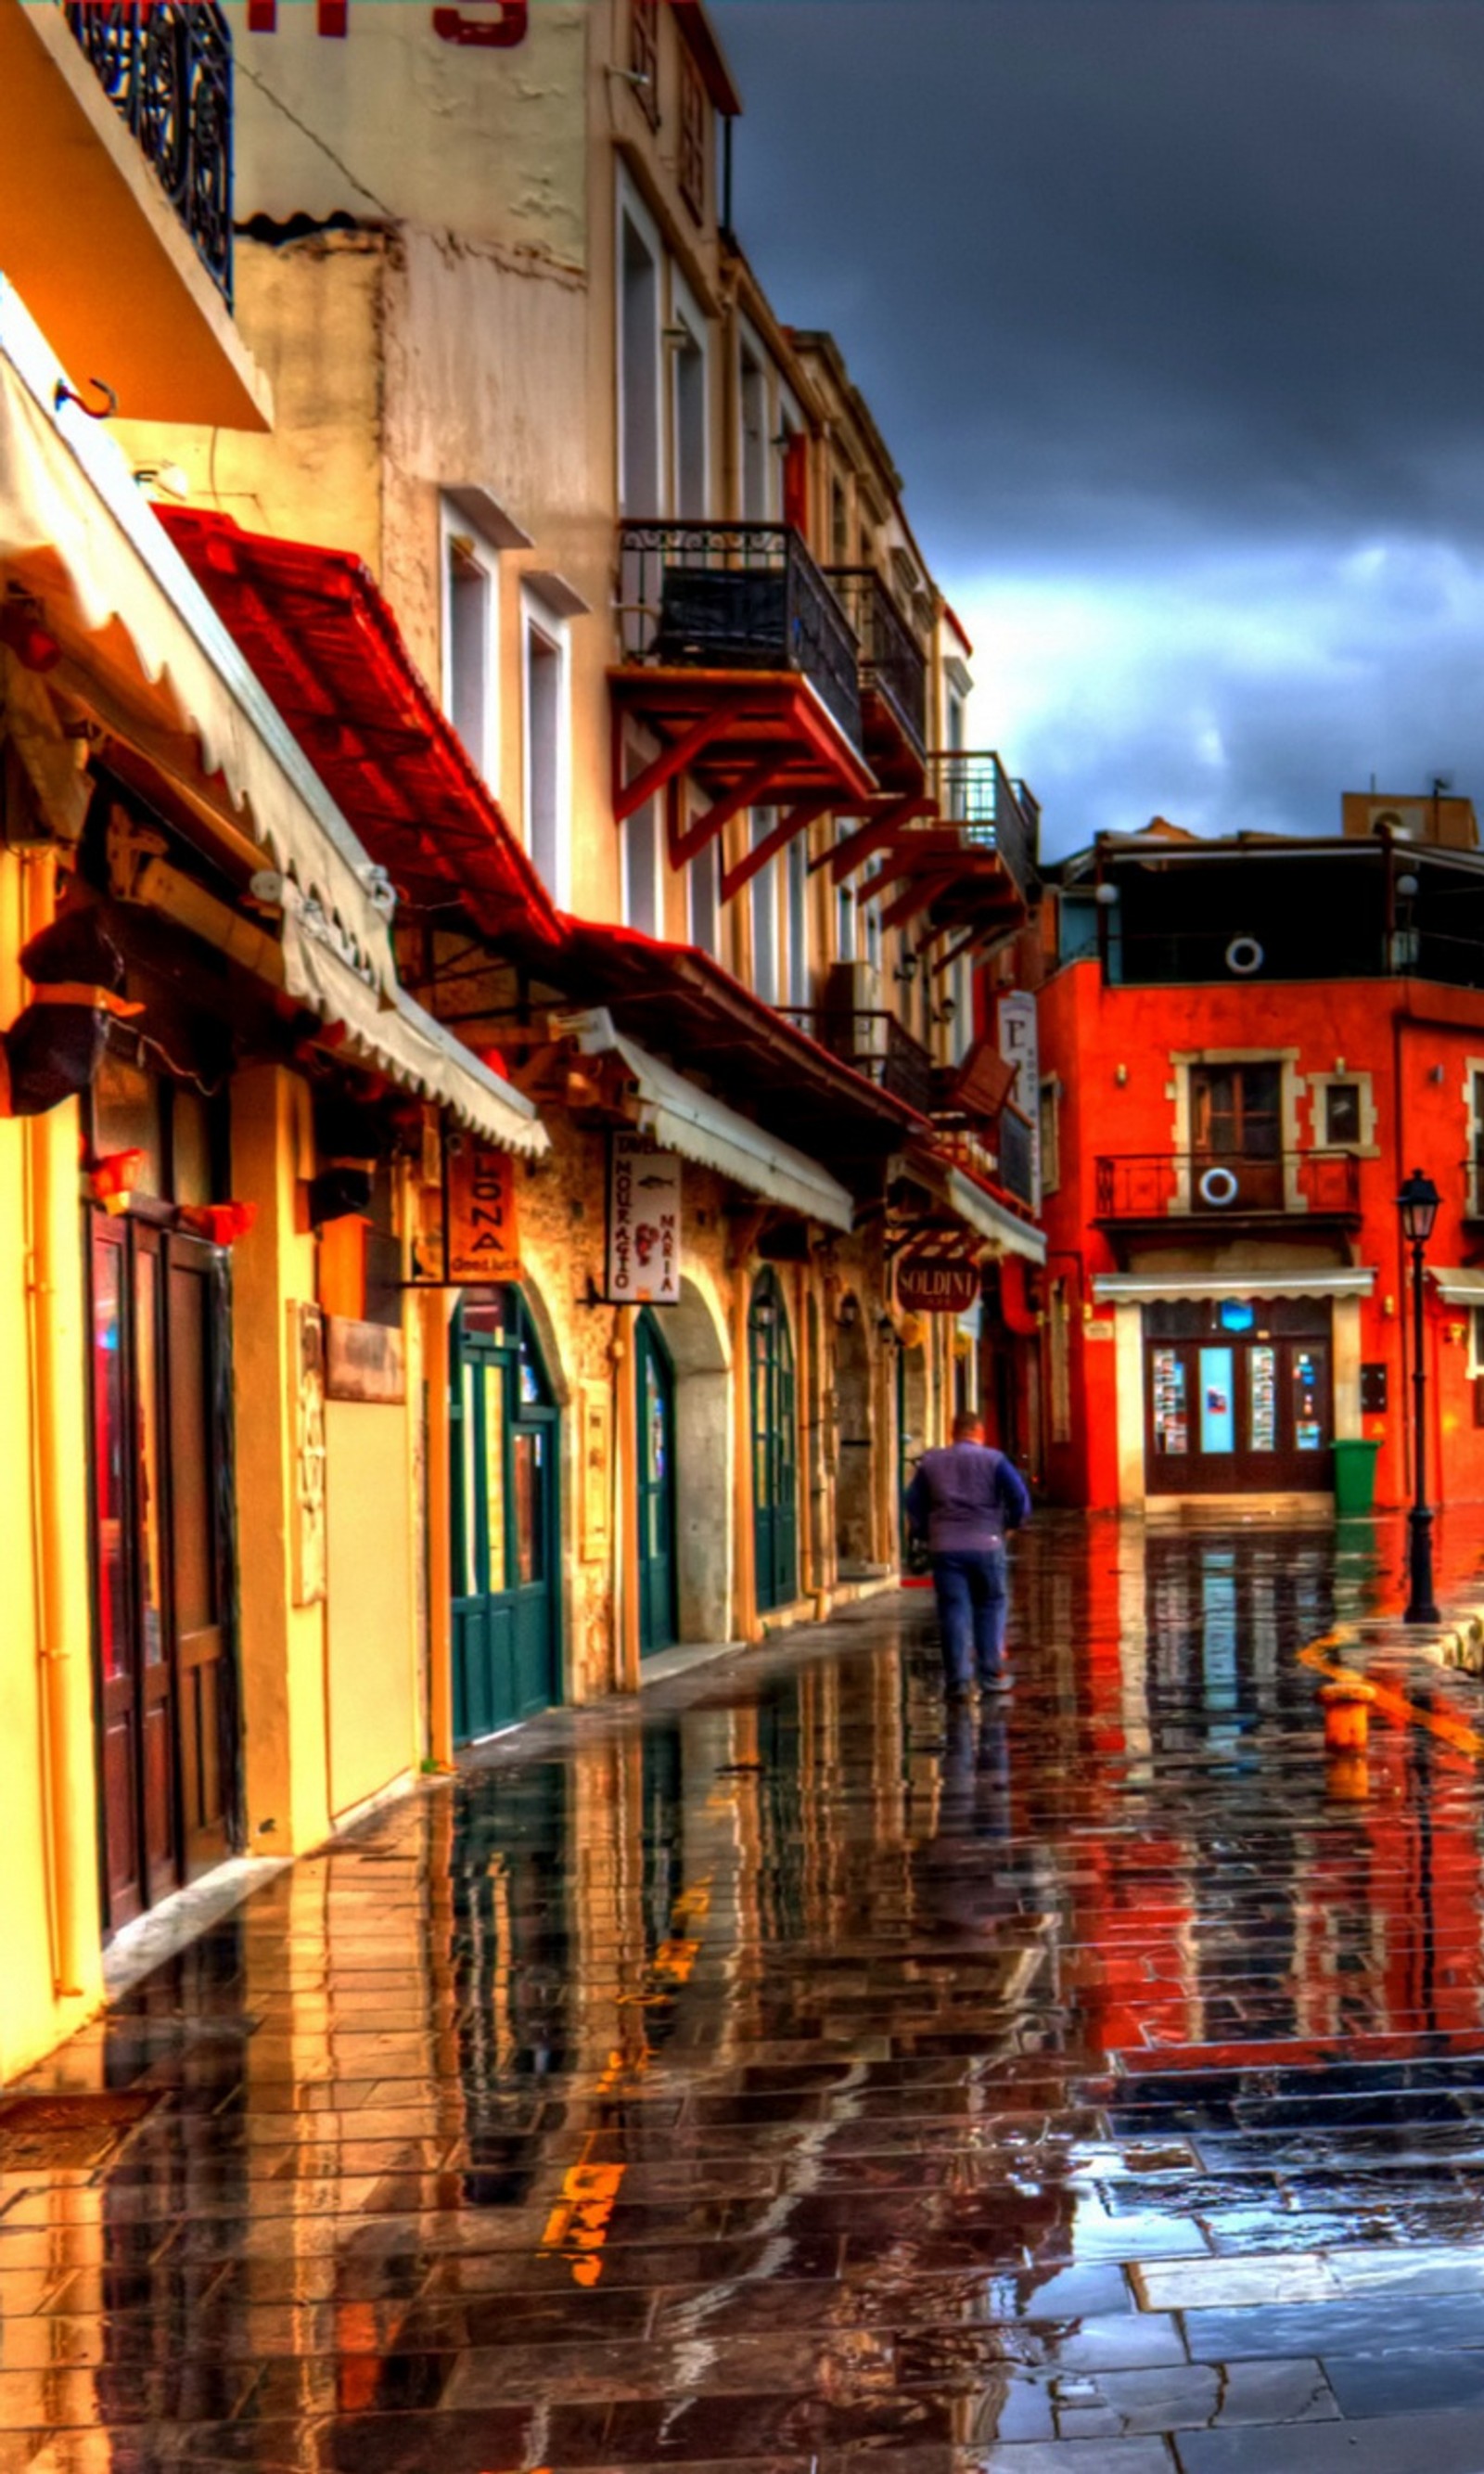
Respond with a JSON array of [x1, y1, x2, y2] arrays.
[[1095, 1151, 1362, 1221], [618, 522, 863, 750], [64, 1, 234, 304], [778, 1006, 935, 1115], [825, 568, 928, 759], [928, 750, 1040, 903]]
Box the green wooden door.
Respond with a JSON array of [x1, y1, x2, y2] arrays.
[[749, 1269, 798, 1614], [637, 1311, 678, 1657], [451, 1291, 559, 1742]]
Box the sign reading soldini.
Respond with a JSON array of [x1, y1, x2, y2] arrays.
[[896, 1255, 981, 1315]]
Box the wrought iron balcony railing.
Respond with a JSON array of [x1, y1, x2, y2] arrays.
[[64, 1, 234, 305], [778, 1006, 935, 1116], [825, 568, 928, 759], [617, 522, 863, 750], [1095, 1151, 1362, 1222], [928, 750, 1040, 904]]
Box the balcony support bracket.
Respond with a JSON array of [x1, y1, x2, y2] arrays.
[[721, 798, 837, 905], [814, 794, 934, 884], [614, 708, 745, 826], [667, 757, 788, 870]]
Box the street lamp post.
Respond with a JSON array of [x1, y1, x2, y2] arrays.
[[1398, 1167, 1441, 1625]]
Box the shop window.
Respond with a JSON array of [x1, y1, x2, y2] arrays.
[[629, 0, 659, 124], [678, 45, 708, 222]]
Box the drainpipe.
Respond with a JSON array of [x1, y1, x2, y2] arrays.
[[22, 852, 86, 1996]]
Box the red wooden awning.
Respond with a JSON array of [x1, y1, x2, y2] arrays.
[[160, 509, 564, 954], [555, 917, 930, 1173]]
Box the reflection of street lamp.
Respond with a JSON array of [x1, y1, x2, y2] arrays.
[[1398, 1167, 1441, 1624]]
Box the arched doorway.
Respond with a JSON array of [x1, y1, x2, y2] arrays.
[[636, 1309, 678, 1657], [898, 1337, 928, 1568], [835, 1296, 875, 1576], [749, 1267, 798, 1614], [450, 1288, 559, 1741]]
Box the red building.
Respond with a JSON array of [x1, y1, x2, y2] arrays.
[[1035, 797, 1484, 1512]]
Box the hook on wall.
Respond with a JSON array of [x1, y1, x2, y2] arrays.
[[55, 376, 118, 422]]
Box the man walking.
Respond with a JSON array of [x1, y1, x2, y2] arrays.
[[904, 1412, 1031, 1700]]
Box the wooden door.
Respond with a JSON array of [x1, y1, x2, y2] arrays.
[[166, 1237, 231, 1878], [750, 1271, 799, 1614], [1146, 1330, 1333, 1494], [91, 1219, 143, 1927], [1192, 1063, 1283, 1209], [637, 1312, 678, 1656]]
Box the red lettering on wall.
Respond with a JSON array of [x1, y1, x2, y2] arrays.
[[318, 0, 348, 32], [431, 2, 530, 46], [246, 0, 276, 28]]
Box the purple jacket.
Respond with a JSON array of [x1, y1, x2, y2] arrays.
[[904, 1441, 1031, 1555]]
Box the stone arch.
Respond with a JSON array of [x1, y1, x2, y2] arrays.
[[835, 1295, 875, 1574], [663, 1271, 732, 1644]]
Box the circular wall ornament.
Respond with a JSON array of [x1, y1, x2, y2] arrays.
[[1198, 1165, 1241, 1207]]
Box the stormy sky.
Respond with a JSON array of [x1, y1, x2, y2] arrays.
[[710, 1, 1484, 857]]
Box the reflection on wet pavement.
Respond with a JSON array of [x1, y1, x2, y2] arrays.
[[11, 1515, 1484, 2468]]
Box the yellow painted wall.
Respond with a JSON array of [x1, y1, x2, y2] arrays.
[[0, 850, 104, 2084], [325, 1399, 416, 1820]]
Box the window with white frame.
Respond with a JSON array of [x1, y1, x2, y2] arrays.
[[441, 503, 498, 785], [948, 955, 972, 1066], [522, 591, 569, 906], [622, 738, 662, 938], [1310, 1068, 1376, 1155], [864, 897, 881, 974], [670, 272, 708, 520], [787, 832, 811, 1010], [619, 186, 662, 517], [739, 335, 770, 520], [750, 807, 779, 1003], [689, 824, 719, 957]]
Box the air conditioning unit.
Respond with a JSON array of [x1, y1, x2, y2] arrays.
[[823, 960, 886, 1062]]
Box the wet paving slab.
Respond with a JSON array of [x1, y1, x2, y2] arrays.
[[19, 1514, 1484, 2466]]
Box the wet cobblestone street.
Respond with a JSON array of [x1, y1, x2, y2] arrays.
[[15, 1513, 1484, 2469]]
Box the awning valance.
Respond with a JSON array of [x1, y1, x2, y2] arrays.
[[944, 1164, 1045, 1266], [0, 280, 395, 985], [1094, 1270, 1375, 1306], [1430, 1268, 1484, 1307], [281, 907, 545, 1157], [562, 1009, 853, 1231]]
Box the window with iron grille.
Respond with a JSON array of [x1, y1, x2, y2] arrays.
[[630, 0, 659, 124], [678, 47, 708, 222]]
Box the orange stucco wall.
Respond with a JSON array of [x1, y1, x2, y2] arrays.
[[1038, 958, 1484, 1510]]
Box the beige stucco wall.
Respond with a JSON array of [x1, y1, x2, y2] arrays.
[[325, 1398, 416, 1819]]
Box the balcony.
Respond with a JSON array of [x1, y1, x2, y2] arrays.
[[825, 567, 928, 770], [618, 522, 862, 747], [0, 0, 265, 427], [778, 1006, 936, 1116], [64, 2, 233, 305], [611, 521, 876, 865], [929, 750, 1041, 907], [1095, 1151, 1362, 1231]]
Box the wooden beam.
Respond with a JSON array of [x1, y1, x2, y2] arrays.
[[721, 798, 836, 904], [815, 794, 934, 882], [878, 871, 961, 932], [669, 755, 786, 868], [613, 706, 738, 824]]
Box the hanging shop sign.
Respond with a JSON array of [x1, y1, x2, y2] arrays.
[[444, 1135, 522, 1285], [897, 1253, 982, 1315], [606, 1133, 682, 1305]]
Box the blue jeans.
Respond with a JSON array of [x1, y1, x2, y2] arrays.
[[931, 1547, 1008, 1689]]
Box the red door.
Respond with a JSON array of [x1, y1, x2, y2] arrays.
[[89, 1217, 236, 1930]]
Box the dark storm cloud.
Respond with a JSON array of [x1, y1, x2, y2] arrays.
[[710, 2, 1484, 849]]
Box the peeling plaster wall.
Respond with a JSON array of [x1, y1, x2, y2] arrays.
[[225, 0, 589, 267]]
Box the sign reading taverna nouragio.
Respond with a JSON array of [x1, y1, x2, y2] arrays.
[[607, 1133, 682, 1305], [445, 1137, 522, 1285], [896, 1254, 982, 1315]]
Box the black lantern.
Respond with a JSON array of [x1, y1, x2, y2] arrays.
[[1397, 1168, 1440, 1247], [1397, 1165, 1441, 1625]]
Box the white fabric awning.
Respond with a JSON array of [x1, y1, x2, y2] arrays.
[[281, 907, 545, 1157], [943, 1165, 1046, 1267], [0, 277, 395, 988], [1094, 1269, 1375, 1305], [1431, 1268, 1484, 1306], [561, 1009, 853, 1231]]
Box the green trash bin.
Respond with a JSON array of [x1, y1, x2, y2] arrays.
[[1333, 1436, 1381, 1518]]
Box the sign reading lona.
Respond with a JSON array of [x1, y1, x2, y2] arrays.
[[445, 1138, 521, 1285], [897, 1256, 981, 1315]]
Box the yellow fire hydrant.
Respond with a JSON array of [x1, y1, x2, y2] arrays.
[[1319, 1676, 1377, 1753]]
